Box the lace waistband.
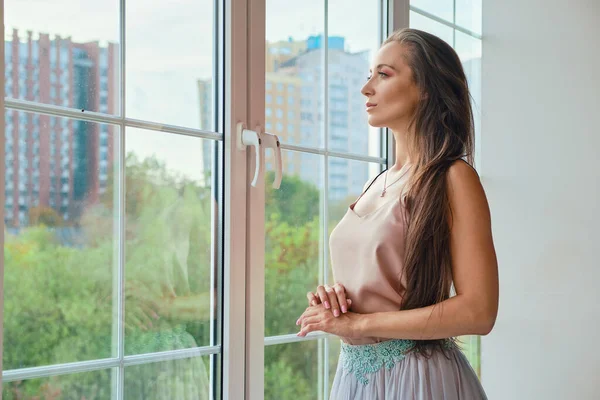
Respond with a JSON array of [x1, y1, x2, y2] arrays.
[[339, 339, 455, 385]]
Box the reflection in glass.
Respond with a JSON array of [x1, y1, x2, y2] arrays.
[[265, 151, 323, 337], [3, 111, 117, 371], [125, 357, 211, 399], [2, 369, 114, 400], [265, 340, 320, 399], [5, 0, 120, 113], [125, 128, 214, 355]]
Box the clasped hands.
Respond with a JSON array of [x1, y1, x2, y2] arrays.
[[295, 283, 361, 338]]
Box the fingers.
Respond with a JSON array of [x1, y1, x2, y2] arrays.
[[126, 307, 153, 331], [316, 285, 331, 309], [306, 291, 320, 307], [322, 284, 342, 318], [333, 283, 348, 314], [297, 318, 322, 337], [296, 304, 319, 326]]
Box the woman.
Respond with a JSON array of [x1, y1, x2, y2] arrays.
[[296, 28, 498, 399]]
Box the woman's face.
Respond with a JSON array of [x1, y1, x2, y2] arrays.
[[361, 41, 422, 130]]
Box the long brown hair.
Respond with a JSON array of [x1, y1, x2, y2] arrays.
[[384, 29, 475, 355]]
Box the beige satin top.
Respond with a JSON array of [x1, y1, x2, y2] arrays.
[[329, 170, 410, 345]]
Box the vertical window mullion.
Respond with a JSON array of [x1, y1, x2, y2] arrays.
[[115, 0, 127, 397], [320, 0, 331, 397], [0, 1, 6, 392], [453, 0, 457, 47]]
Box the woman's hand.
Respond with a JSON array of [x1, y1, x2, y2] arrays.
[[306, 283, 351, 317], [296, 303, 362, 338], [123, 283, 161, 332]]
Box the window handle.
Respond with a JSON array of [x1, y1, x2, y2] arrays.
[[261, 131, 282, 189], [236, 122, 262, 187]]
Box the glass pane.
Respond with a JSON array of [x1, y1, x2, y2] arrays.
[[265, 151, 323, 336], [410, 12, 454, 47], [327, 158, 382, 283], [3, 111, 118, 369], [5, 0, 120, 114], [456, 0, 482, 35], [125, 128, 215, 355], [455, 32, 482, 115], [410, 0, 454, 24], [125, 357, 211, 399], [455, 32, 481, 162], [126, 0, 215, 129], [328, 0, 384, 158], [266, 0, 324, 147], [327, 337, 342, 394], [2, 369, 114, 399], [459, 335, 481, 378], [265, 340, 320, 399]]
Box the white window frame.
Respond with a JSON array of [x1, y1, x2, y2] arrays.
[[0, 0, 239, 398]]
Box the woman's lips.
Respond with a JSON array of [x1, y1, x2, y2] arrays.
[[366, 102, 377, 111]]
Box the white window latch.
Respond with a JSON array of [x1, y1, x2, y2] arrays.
[[236, 122, 262, 187], [261, 131, 282, 189], [236, 122, 283, 189]]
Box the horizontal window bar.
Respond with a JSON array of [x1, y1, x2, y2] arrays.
[[264, 332, 332, 347], [4, 98, 223, 141], [123, 345, 220, 367], [409, 6, 482, 40], [2, 346, 220, 382], [282, 143, 386, 164], [2, 358, 119, 383]]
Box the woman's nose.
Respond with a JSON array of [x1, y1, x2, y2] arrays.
[[361, 81, 373, 97]]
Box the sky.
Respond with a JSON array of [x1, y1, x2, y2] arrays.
[[5, 0, 481, 182]]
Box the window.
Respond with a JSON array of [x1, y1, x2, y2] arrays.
[[3, 1, 224, 398], [2, 0, 482, 397]]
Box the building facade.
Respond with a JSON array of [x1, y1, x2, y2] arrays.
[[4, 29, 117, 227]]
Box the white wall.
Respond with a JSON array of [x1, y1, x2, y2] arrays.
[[481, 0, 600, 398]]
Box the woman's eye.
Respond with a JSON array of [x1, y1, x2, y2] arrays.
[[366, 75, 372, 81], [378, 72, 388, 77]]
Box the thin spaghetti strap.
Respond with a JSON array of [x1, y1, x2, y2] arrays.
[[351, 168, 387, 205]]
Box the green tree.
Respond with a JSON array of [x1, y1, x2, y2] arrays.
[[3, 153, 213, 399]]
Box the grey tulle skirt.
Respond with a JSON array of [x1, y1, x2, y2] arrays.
[[329, 339, 487, 400]]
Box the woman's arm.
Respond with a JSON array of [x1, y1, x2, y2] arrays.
[[358, 161, 499, 340]]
